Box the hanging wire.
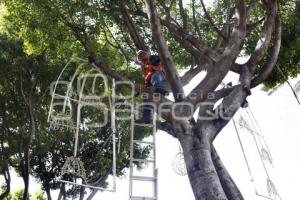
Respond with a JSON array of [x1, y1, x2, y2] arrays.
[[232, 114, 255, 182], [276, 66, 300, 106], [236, 108, 281, 200], [241, 109, 271, 179], [248, 105, 273, 165]]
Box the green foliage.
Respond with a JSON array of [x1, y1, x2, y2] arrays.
[[0, 189, 46, 200], [5, 189, 23, 200], [0, 0, 300, 198], [0, 32, 151, 198], [263, 1, 300, 88], [31, 190, 47, 200]]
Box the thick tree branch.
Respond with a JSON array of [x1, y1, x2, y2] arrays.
[[196, 86, 236, 129], [146, 0, 185, 101], [251, 15, 281, 88], [211, 67, 252, 141], [185, 0, 247, 108], [131, 8, 220, 63], [246, 0, 277, 73], [180, 62, 210, 86]]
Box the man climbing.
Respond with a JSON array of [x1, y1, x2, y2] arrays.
[[148, 55, 168, 95], [135, 50, 153, 89], [135, 51, 167, 95], [135, 51, 168, 123]]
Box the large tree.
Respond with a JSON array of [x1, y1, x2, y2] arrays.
[[0, 34, 151, 200], [2, 0, 299, 199]]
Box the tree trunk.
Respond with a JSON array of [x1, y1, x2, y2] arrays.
[[45, 183, 52, 200], [57, 183, 66, 200], [0, 166, 11, 200], [180, 134, 228, 200], [211, 146, 244, 200], [20, 81, 35, 200], [79, 187, 85, 200], [22, 146, 30, 200]]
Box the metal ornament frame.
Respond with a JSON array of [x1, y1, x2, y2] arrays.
[[233, 106, 281, 200], [172, 144, 187, 176], [48, 58, 117, 192]]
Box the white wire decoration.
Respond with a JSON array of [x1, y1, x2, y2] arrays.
[[61, 156, 87, 181], [172, 144, 187, 176], [172, 152, 187, 176], [233, 106, 281, 200], [48, 58, 117, 192]]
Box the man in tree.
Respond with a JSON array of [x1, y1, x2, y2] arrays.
[[149, 54, 168, 95], [135, 52, 168, 123], [1, 0, 292, 199], [135, 50, 153, 93]]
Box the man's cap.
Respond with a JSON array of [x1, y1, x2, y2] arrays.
[[137, 50, 148, 56], [149, 55, 160, 66]]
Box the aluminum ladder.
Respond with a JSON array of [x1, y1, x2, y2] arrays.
[[129, 104, 158, 200]]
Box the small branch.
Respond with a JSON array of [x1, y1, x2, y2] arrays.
[[179, 0, 188, 30], [192, 0, 202, 38], [118, 0, 148, 51], [200, 0, 226, 40], [169, 0, 176, 9], [103, 23, 132, 63], [20, 74, 29, 106], [247, 17, 265, 31]]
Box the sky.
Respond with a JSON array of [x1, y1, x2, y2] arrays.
[[2, 71, 300, 200]]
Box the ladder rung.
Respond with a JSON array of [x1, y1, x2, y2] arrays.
[[131, 176, 156, 182], [130, 196, 157, 200], [133, 140, 154, 145], [133, 158, 154, 163], [134, 123, 154, 127]]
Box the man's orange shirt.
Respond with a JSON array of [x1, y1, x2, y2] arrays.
[[144, 64, 154, 86]]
